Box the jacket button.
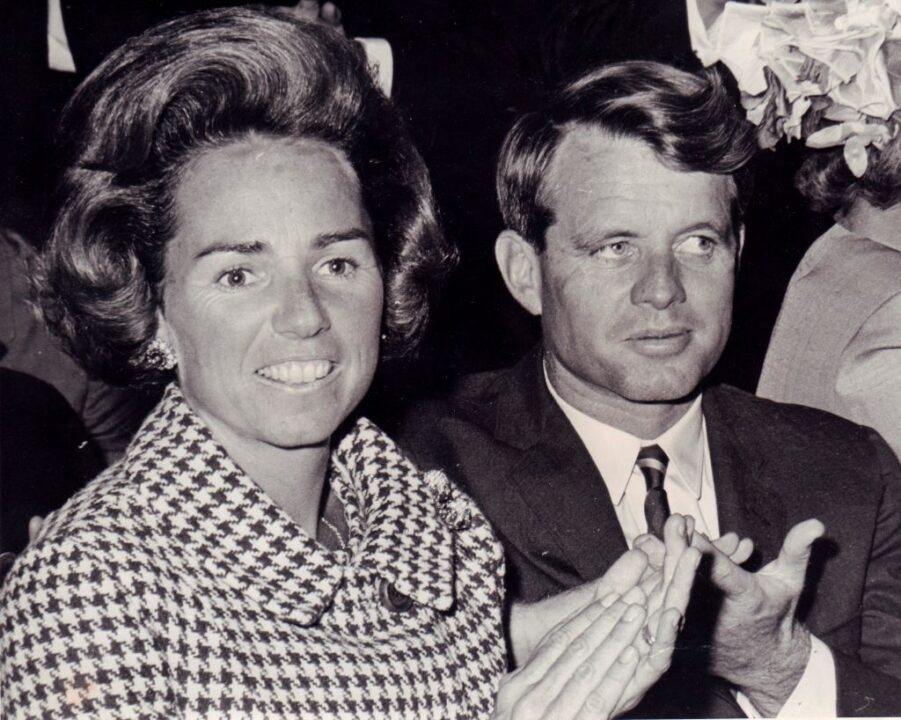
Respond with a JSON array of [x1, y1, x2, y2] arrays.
[[379, 578, 413, 612]]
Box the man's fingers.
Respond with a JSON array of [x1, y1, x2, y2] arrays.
[[662, 514, 689, 588], [691, 532, 753, 595], [713, 532, 739, 556], [731, 537, 755, 565], [766, 519, 825, 588], [713, 532, 755, 564]]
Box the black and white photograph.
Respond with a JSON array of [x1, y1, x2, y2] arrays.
[[1, 1, 900, 717]]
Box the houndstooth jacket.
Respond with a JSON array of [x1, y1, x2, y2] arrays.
[[0, 384, 506, 719]]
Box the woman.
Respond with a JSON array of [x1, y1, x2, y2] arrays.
[[748, 13, 901, 459], [691, 0, 901, 458], [757, 137, 901, 459], [0, 9, 697, 718]]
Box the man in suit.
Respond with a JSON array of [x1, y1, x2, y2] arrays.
[[399, 62, 901, 717]]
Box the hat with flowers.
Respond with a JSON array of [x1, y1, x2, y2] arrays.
[[689, 0, 901, 177]]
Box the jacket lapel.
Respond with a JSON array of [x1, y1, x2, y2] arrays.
[[703, 387, 787, 566], [495, 348, 628, 584]]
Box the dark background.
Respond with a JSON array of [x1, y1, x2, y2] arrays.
[[0, 0, 828, 406]]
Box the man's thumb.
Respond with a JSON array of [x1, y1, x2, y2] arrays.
[[769, 519, 825, 587]]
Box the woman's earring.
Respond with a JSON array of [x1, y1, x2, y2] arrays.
[[141, 338, 177, 371]]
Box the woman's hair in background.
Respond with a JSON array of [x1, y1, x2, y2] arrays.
[[39, 7, 456, 386], [795, 134, 901, 214], [497, 61, 758, 250]]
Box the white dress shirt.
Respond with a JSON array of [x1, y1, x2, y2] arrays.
[[547, 375, 718, 545], [545, 367, 836, 718]]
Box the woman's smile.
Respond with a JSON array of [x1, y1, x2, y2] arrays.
[[254, 359, 336, 388]]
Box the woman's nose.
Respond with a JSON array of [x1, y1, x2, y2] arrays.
[[271, 277, 329, 338], [630, 253, 687, 310]]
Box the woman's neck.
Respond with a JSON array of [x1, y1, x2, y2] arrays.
[[194, 408, 331, 535], [240, 444, 331, 534]]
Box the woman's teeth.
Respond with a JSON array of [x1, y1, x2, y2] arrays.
[[256, 360, 332, 385]]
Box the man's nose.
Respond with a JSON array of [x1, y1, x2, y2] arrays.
[[630, 253, 687, 310], [272, 276, 329, 338]]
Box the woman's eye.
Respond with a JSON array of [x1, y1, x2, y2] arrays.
[[320, 258, 358, 277], [216, 268, 253, 288]]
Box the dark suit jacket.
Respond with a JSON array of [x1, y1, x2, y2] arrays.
[[398, 347, 901, 717]]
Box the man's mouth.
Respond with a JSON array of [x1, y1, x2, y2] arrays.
[[254, 360, 333, 385], [627, 329, 692, 355]]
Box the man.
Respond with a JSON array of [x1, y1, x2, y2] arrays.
[[399, 62, 901, 717]]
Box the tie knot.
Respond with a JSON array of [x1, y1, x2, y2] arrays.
[[636, 444, 668, 490]]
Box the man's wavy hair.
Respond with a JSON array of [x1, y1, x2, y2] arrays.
[[795, 135, 901, 214], [38, 7, 456, 386], [497, 61, 758, 250]]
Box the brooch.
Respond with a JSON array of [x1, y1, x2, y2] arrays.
[[424, 470, 472, 531]]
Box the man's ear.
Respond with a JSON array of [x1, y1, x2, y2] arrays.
[[495, 230, 543, 316], [736, 224, 746, 267]]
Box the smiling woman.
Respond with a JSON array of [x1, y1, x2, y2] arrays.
[[157, 138, 385, 501], [0, 8, 508, 718]]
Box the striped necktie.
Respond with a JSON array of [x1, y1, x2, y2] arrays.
[[637, 444, 670, 539]]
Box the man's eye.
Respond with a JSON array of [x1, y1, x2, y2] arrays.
[[216, 268, 253, 288], [678, 236, 717, 256], [595, 241, 632, 259], [319, 258, 358, 277]]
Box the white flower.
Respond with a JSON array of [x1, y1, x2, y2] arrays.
[[694, 0, 901, 176]]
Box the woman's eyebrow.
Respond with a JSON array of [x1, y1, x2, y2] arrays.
[[314, 227, 373, 248], [194, 240, 265, 259]]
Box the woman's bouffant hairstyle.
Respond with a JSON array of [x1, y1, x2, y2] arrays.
[[795, 134, 901, 214], [39, 7, 455, 386], [497, 61, 758, 250]]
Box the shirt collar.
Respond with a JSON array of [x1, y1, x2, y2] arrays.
[[544, 366, 705, 504]]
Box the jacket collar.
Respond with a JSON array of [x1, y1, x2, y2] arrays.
[[701, 386, 786, 566], [130, 385, 455, 627], [332, 418, 456, 613], [493, 347, 629, 583]]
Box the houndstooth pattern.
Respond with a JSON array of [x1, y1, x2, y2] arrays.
[[1, 384, 506, 719]]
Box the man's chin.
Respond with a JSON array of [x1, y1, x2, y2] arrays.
[[618, 375, 704, 405]]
